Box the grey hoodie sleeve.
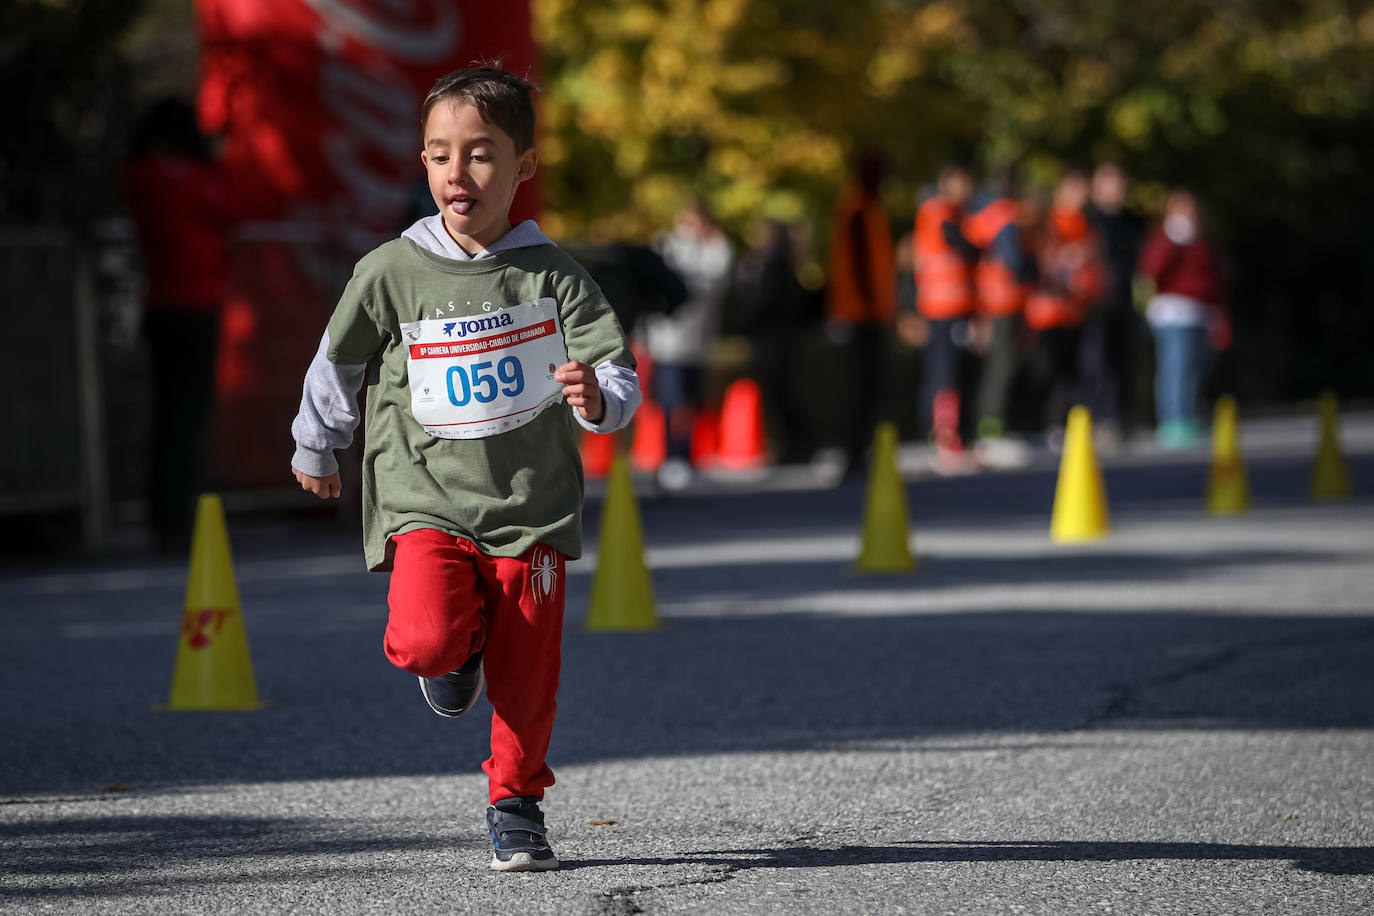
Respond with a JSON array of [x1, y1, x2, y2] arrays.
[[290, 331, 368, 477], [572, 361, 641, 434]]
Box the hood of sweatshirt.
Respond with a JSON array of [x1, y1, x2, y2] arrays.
[[401, 215, 554, 261]]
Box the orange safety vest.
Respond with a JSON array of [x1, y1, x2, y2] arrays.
[[963, 197, 1024, 317], [913, 196, 974, 320], [1024, 206, 1105, 330], [827, 186, 895, 323]]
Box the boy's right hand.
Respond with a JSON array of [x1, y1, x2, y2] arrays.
[[293, 467, 341, 499]]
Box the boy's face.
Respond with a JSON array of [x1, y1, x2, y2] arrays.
[[421, 101, 537, 255]]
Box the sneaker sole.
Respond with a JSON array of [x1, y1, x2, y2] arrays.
[[417, 668, 485, 718], [490, 852, 559, 872]]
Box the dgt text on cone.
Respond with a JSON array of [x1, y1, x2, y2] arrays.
[[856, 422, 916, 573], [166, 494, 264, 710], [586, 457, 659, 630], [1050, 406, 1110, 542], [1310, 390, 1352, 501], [1206, 395, 1250, 515]]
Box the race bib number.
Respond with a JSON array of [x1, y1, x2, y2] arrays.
[[400, 298, 568, 439]]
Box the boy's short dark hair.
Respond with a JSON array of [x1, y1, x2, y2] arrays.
[[421, 66, 537, 152]]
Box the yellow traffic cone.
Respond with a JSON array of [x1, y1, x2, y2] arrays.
[[1050, 406, 1110, 542], [1206, 395, 1250, 515], [586, 457, 658, 630], [1310, 390, 1352, 501], [166, 494, 264, 709], [856, 422, 916, 573]]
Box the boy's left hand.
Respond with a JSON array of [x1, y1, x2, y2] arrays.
[[555, 361, 604, 423]]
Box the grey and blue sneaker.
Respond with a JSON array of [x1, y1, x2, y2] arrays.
[[418, 651, 484, 718], [487, 796, 559, 872]]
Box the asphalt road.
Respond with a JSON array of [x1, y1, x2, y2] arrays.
[[2, 413, 1372, 914]]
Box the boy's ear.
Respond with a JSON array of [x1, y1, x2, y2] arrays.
[[516, 148, 538, 183]]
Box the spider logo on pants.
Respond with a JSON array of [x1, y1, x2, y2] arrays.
[[530, 545, 558, 605]]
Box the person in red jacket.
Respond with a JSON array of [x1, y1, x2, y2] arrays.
[[125, 98, 242, 550], [1024, 169, 1106, 443], [1136, 189, 1229, 449], [913, 164, 977, 470]]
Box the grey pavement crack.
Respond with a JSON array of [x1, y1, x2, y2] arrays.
[[592, 864, 739, 914], [1086, 624, 1374, 727]]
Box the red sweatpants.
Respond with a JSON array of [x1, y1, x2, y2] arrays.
[[384, 529, 565, 804]]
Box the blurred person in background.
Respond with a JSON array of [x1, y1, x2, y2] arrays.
[[1136, 188, 1229, 449], [827, 150, 896, 475], [963, 163, 1030, 468], [739, 219, 819, 464], [647, 201, 734, 490], [913, 163, 978, 473], [124, 97, 241, 552], [1023, 168, 1106, 448], [1083, 162, 1146, 449], [573, 241, 687, 340]]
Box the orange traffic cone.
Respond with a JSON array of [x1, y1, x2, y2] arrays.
[[631, 399, 667, 472], [717, 378, 768, 470], [165, 495, 265, 710], [690, 406, 721, 469], [580, 428, 617, 478]]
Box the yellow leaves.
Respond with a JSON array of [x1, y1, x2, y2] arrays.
[[645, 43, 688, 83], [703, 0, 748, 33], [618, 3, 661, 38], [588, 48, 632, 87], [717, 60, 790, 95], [912, 1, 968, 44], [867, 47, 924, 99], [1107, 95, 1154, 148], [531, 0, 1374, 244]]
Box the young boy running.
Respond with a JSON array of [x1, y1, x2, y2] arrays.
[[289, 66, 639, 872]]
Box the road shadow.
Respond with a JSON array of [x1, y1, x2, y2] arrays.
[[565, 838, 1374, 876], [4, 814, 1367, 904], [0, 813, 446, 900], [2, 607, 1371, 795]]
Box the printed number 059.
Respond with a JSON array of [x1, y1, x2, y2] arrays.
[[447, 356, 524, 406]]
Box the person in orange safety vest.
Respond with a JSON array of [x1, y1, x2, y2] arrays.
[[962, 165, 1030, 464], [913, 164, 977, 470], [1024, 169, 1106, 439], [827, 150, 895, 472]]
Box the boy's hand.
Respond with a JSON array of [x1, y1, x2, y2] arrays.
[[293, 467, 342, 499], [555, 361, 604, 423]]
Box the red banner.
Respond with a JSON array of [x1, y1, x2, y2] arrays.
[[198, 0, 539, 230], [195, 0, 539, 487]]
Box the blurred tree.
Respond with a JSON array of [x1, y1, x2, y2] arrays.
[[536, 0, 1374, 238], [534, 0, 1374, 396]]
